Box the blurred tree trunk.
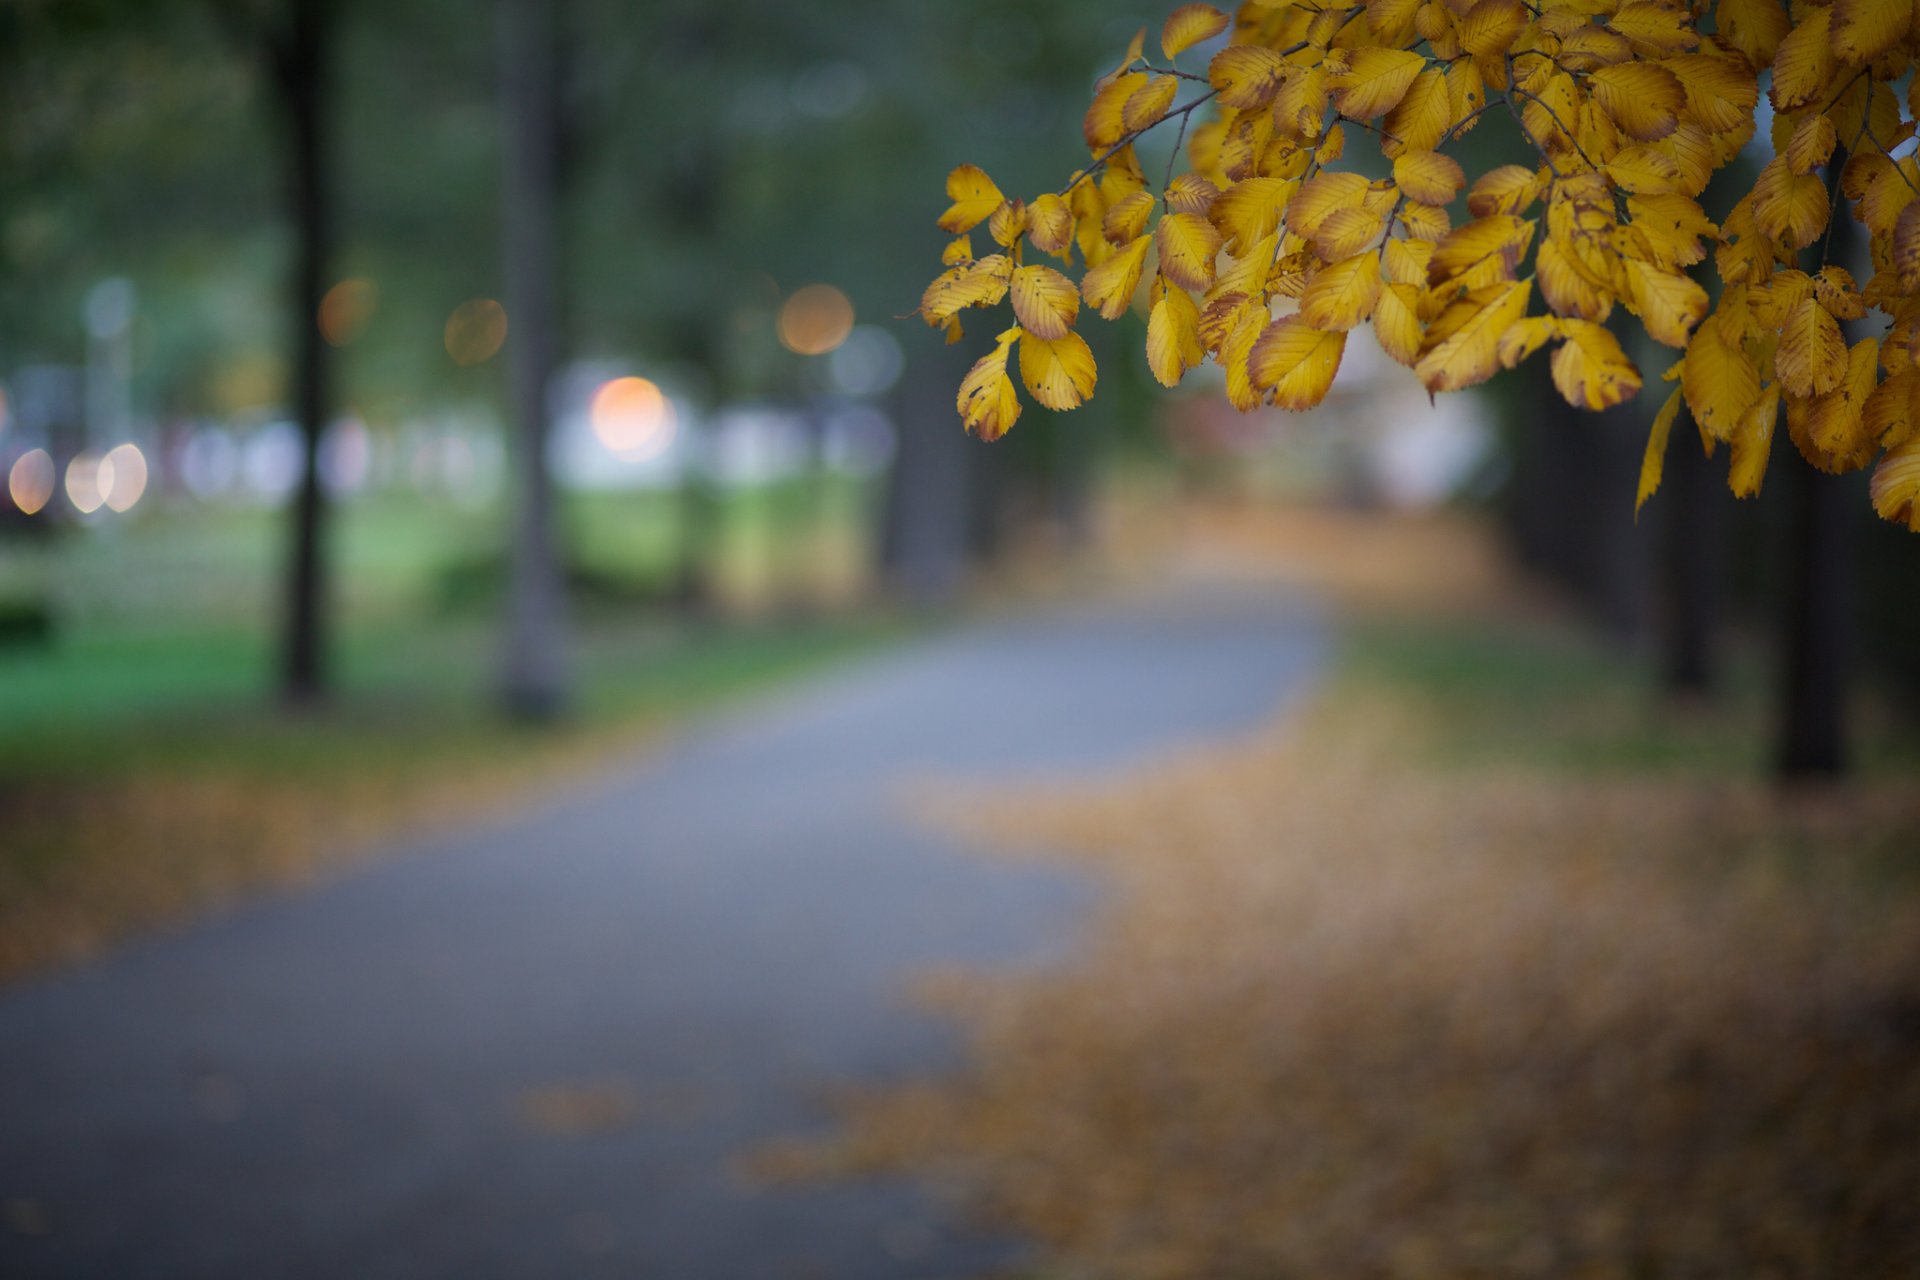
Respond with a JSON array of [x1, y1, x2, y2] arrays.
[[879, 338, 973, 606], [267, 0, 334, 706], [1775, 156, 1858, 779], [497, 0, 570, 719], [1660, 411, 1722, 695]]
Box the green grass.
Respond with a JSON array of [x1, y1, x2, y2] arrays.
[[1340, 613, 1920, 779]]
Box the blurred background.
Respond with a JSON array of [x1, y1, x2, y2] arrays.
[[3, 0, 1920, 1275]]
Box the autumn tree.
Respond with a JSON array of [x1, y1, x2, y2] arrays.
[[919, 0, 1920, 773]]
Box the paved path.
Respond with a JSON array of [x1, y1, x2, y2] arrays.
[[0, 577, 1322, 1279]]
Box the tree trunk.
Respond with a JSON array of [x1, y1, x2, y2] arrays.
[[1775, 155, 1858, 779], [1777, 449, 1852, 777], [1660, 410, 1721, 695], [497, 0, 570, 719], [272, 0, 333, 707]]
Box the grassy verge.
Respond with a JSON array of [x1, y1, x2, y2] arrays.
[[0, 611, 904, 985], [760, 507, 1920, 1280]]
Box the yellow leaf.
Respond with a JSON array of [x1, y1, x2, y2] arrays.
[[1864, 368, 1914, 447], [1300, 251, 1384, 330], [1609, 2, 1699, 55], [987, 198, 1028, 248], [1666, 52, 1760, 133], [1220, 303, 1269, 411], [1162, 3, 1230, 60], [1798, 337, 1879, 468], [1381, 67, 1450, 155], [941, 237, 973, 266], [1248, 315, 1348, 410], [919, 254, 1013, 325], [1625, 260, 1708, 348], [1373, 281, 1424, 365], [1166, 174, 1222, 217], [1535, 237, 1613, 321], [1551, 319, 1643, 409], [1329, 47, 1427, 119], [1459, 0, 1528, 57], [1682, 314, 1761, 440], [1382, 237, 1434, 286], [1497, 315, 1562, 368], [1895, 202, 1920, 290], [957, 330, 1022, 440], [1750, 156, 1829, 249], [1124, 76, 1180, 133], [1285, 172, 1369, 241], [1427, 214, 1535, 291], [1272, 65, 1331, 141], [1830, 0, 1909, 64], [1147, 284, 1205, 386], [1104, 190, 1156, 244], [939, 164, 1004, 234], [1784, 113, 1836, 176], [1466, 164, 1545, 217], [1871, 435, 1920, 531], [1728, 382, 1778, 496], [1367, 0, 1423, 42], [1018, 330, 1097, 410], [1637, 385, 1686, 514], [1393, 150, 1466, 205], [1081, 235, 1152, 320], [1717, 0, 1791, 70], [1768, 7, 1833, 112], [1605, 147, 1682, 195], [1212, 177, 1296, 255], [1209, 45, 1289, 110], [1084, 72, 1149, 150], [1157, 212, 1223, 292], [1776, 296, 1847, 398], [1009, 264, 1080, 341], [1027, 194, 1073, 254], [1589, 63, 1685, 141], [1416, 278, 1533, 392], [1311, 206, 1388, 261]]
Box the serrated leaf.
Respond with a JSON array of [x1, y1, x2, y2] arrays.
[[1248, 316, 1348, 410], [1871, 435, 1920, 530], [1830, 0, 1908, 64], [1027, 194, 1073, 254], [1589, 63, 1685, 141], [1393, 150, 1466, 206], [1381, 67, 1450, 155], [1415, 278, 1533, 392], [1157, 212, 1223, 292], [1637, 385, 1686, 514], [1209, 45, 1289, 110], [1625, 260, 1708, 348], [1329, 47, 1426, 119], [939, 164, 1004, 233], [1147, 284, 1205, 387], [1776, 296, 1847, 398], [1768, 7, 1832, 111], [1552, 319, 1643, 409], [1009, 264, 1080, 341], [1124, 76, 1180, 133], [1162, 3, 1229, 59], [1299, 251, 1383, 331], [957, 330, 1022, 440], [1682, 314, 1761, 440], [1018, 330, 1097, 410], [1080, 235, 1153, 320]]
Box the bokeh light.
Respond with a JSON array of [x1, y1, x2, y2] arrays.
[[318, 278, 378, 347], [8, 449, 53, 515], [590, 377, 678, 461], [776, 284, 855, 356], [445, 298, 508, 366], [65, 452, 111, 514], [103, 442, 148, 512]]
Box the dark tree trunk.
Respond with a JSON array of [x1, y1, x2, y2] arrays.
[[497, 0, 570, 719], [271, 0, 334, 707], [1660, 411, 1721, 695], [878, 338, 973, 607], [1776, 154, 1858, 779], [1777, 449, 1852, 777]]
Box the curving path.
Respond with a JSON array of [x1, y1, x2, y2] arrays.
[[0, 574, 1322, 1279]]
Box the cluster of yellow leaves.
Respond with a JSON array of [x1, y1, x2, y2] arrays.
[[919, 0, 1920, 530]]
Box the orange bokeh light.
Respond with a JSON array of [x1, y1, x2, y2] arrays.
[[590, 377, 677, 460], [8, 449, 53, 515], [776, 284, 855, 356], [445, 298, 509, 366], [318, 278, 378, 347]]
